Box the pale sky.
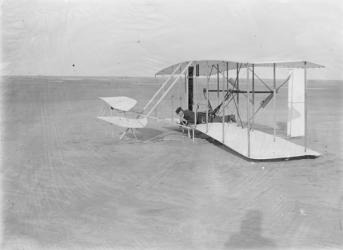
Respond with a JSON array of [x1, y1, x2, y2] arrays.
[[2, 0, 343, 79]]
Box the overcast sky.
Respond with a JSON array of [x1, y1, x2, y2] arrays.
[[2, 0, 343, 79]]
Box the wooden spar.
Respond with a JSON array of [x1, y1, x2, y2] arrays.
[[185, 72, 188, 108], [226, 62, 229, 93], [252, 64, 255, 130], [207, 90, 272, 94], [250, 69, 272, 91], [247, 75, 291, 124], [247, 64, 250, 157], [226, 62, 229, 142], [171, 95, 174, 122], [146, 61, 192, 117], [217, 64, 220, 105], [236, 63, 239, 110], [304, 61, 307, 152], [222, 64, 226, 143], [179, 78, 183, 107], [144, 64, 181, 111], [206, 72, 209, 133], [273, 63, 276, 142], [246, 65, 251, 156], [193, 66, 197, 142], [226, 62, 229, 90]]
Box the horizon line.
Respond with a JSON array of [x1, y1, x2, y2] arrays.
[[1, 74, 342, 81]]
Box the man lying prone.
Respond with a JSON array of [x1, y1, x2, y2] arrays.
[[175, 107, 236, 126]]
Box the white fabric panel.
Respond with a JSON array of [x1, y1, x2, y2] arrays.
[[196, 123, 320, 160], [287, 69, 305, 137], [99, 96, 137, 111]]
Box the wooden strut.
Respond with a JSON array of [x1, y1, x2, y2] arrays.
[[217, 64, 220, 105], [185, 72, 187, 107], [197, 63, 291, 136], [212, 67, 247, 101], [234, 64, 243, 127], [144, 63, 182, 111], [220, 68, 253, 104], [220, 90, 244, 128], [120, 61, 192, 140], [232, 94, 244, 128], [225, 62, 229, 142], [206, 65, 215, 133], [192, 65, 198, 142], [304, 61, 307, 152], [241, 64, 293, 141], [237, 63, 239, 109], [207, 90, 273, 94], [206, 65, 244, 127], [252, 64, 255, 131], [209, 65, 248, 122], [119, 128, 137, 140], [246, 64, 251, 157], [226, 62, 229, 92], [248, 67, 273, 91], [273, 63, 276, 142], [222, 63, 226, 143], [206, 75, 209, 133], [146, 61, 193, 117], [247, 75, 291, 123]]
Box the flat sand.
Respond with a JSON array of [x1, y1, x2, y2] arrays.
[[1, 76, 342, 250]]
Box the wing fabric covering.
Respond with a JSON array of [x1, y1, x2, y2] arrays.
[[99, 96, 137, 111], [287, 69, 305, 137]]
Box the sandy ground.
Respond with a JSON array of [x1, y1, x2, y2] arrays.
[[1, 76, 343, 250]]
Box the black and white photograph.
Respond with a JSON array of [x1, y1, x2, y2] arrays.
[[1, 0, 342, 249]]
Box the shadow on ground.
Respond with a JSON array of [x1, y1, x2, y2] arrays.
[[225, 210, 277, 249], [136, 127, 165, 141]]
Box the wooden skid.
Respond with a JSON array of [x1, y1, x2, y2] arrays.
[[196, 123, 320, 160]]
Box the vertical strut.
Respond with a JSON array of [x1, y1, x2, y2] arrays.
[[217, 64, 220, 105], [206, 73, 209, 133], [222, 65, 226, 143], [252, 64, 255, 130], [188, 66, 194, 111], [184, 73, 187, 107], [247, 64, 250, 157], [193, 65, 197, 142], [304, 61, 308, 152], [273, 63, 276, 142], [236, 63, 239, 109]]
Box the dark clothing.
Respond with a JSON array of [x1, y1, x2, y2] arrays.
[[183, 110, 207, 124], [177, 107, 236, 125], [212, 114, 236, 123], [183, 110, 195, 124]]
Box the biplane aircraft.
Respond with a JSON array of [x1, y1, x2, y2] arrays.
[[97, 60, 324, 161]]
